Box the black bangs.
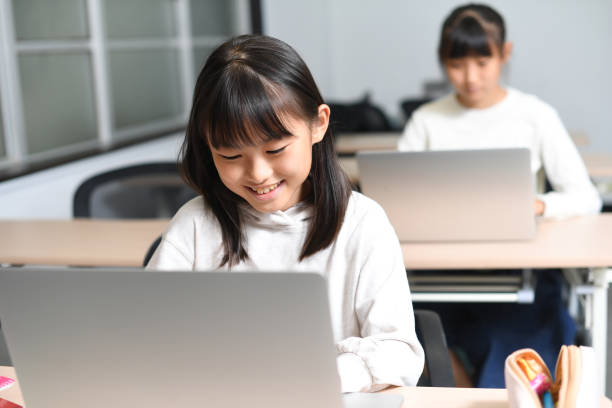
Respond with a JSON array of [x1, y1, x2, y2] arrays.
[[204, 63, 299, 150], [444, 16, 493, 60], [438, 5, 506, 64]]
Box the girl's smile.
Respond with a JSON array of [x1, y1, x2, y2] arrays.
[[210, 105, 329, 213], [247, 180, 283, 199]]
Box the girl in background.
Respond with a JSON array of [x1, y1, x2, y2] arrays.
[[399, 4, 600, 218], [398, 3, 601, 387], [148, 34, 424, 392]]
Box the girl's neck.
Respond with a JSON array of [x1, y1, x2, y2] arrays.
[[456, 86, 507, 110]]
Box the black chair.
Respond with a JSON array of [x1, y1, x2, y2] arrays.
[[328, 94, 394, 135], [0, 323, 11, 365], [399, 97, 432, 123], [414, 309, 455, 387], [143, 235, 163, 267], [73, 162, 197, 219], [73, 162, 197, 266]]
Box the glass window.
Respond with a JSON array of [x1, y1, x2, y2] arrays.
[[190, 0, 235, 36], [19, 53, 98, 154], [0, 0, 248, 177], [104, 0, 176, 39], [12, 0, 89, 41], [109, 49, 183, 129]]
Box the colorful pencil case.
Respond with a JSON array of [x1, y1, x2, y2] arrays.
[[0, 376, 14, 391], [504, 345, 597, 408]]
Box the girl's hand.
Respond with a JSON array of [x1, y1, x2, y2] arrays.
[[534, 199, 546, 216]]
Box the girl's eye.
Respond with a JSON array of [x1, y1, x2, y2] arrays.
[[267, 145, 287, 154], [477, 59, 489, 67], [220, 154, 241, 160]]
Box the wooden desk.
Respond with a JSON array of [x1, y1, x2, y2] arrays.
[[335, 133, 612, 180], [0, 219, 168, 267], [569, 130, 590, 147], [2, 216, 611, 393], [335, 132, 400, 155], [582, 152, 612, 179], [384, 385, 612, 407], [1, 366, 610, 408], [401, 213, 612, 396], [401, 214, 612, 270]]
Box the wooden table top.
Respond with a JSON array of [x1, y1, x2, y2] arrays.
[[401, 214, 612, 270], [2, 366, 610, 408], [0, 219, 168, 267], [2, 214, 612, 271]]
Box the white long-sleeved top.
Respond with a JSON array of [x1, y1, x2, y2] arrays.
[[147, 191, 424, 392], [398, 88, 602, 218]]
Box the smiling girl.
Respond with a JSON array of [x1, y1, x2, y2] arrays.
[[147, 35, 424, 392]]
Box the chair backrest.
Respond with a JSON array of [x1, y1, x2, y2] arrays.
[[399, 97, 432, 123], [414, 309, 455, 387], [143, 235, 163, 267], [73, 162, 197, 219], [329, 95, 393, 135], [0, 323, 11, 366]]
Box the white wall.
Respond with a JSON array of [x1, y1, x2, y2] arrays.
[[263, 0, 612, 152], [0, 134, 183, 219], [262, 0, 333, 95]]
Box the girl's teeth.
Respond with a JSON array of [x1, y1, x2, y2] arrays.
[[255, 183, 278, 194]]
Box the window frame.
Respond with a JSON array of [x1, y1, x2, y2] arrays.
[[0, 0, 261, 181]]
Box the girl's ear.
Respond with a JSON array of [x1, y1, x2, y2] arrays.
[[311, 104, 330, 145], [502, 42, 513, 63]]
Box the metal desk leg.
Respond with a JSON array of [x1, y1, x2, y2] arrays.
[[591, 267, 610, 397]]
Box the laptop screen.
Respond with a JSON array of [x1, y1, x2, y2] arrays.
[[357, 148, 535, 242], [0, 268, 346, 408]]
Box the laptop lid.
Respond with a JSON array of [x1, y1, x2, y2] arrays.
[[356, 148, 536, 242], [0, 267, 401, 408]]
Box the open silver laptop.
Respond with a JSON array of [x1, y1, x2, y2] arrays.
[[0, 267, 403, 408], [357, 148, 535, 241]]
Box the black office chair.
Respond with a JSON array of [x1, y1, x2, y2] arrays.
[[414, 309, 455, 387], [73, 162, 197, 266], [399, 97, 432, 124], [143, 235, 163, 267], [328, 94, 394, 135], [73, 162, 197, 219], [0, 323, 11, 366]]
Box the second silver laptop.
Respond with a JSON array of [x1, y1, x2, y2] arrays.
[[356, 148, 536, 242]]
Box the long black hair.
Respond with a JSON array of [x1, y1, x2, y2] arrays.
[[180, 34, 352, 268], [438, 3, 506, 63]]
